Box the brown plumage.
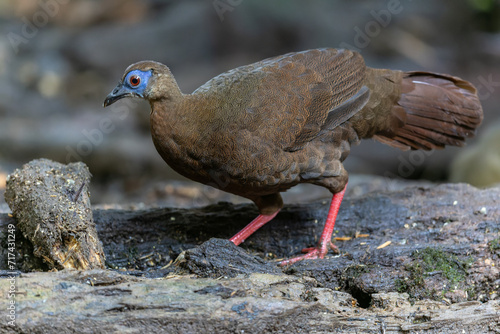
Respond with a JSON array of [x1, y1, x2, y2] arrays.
[[104, 48, 483, 265]]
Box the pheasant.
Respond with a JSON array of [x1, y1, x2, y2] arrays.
[[104, 48, 483, 265]]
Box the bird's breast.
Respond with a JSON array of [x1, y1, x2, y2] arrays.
[[148, 99, 354, 197]]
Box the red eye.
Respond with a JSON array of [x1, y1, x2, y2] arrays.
[[129, 75, 140, 87]]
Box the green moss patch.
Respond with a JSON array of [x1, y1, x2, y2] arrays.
[[489, 237, 500, 254], [395, 247, 473, 301]]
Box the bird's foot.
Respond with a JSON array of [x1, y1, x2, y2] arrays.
[[301, 241, 339, 254], [279, 241, 339, 266]]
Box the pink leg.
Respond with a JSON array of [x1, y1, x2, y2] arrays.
[[230, 211, 280, 246], [280, 184, 347, 266]]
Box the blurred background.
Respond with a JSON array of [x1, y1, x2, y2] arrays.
[[0, 0, 499, 207]]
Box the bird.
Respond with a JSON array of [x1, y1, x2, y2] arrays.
[[104, 48, 483, 266]]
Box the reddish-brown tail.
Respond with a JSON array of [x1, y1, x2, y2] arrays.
[[373, 71, 483, 150]]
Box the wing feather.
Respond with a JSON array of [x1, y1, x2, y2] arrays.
[[194, 48, 368, 151]]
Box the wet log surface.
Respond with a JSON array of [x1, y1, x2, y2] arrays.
[[1, 180, 499, 333]]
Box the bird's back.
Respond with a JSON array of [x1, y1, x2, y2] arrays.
[[192, 49, 367, 149]]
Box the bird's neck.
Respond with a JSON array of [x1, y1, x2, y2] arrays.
[[149, 95, 191, 139], [149, 93, 215, 138], [149, 94, 199, 150], [148, 71, 184, 101]]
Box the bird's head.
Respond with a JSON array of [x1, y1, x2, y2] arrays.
[[103, 61, 181, 107]]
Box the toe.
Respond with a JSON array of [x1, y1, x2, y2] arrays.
[[279, 248, 320, 266]]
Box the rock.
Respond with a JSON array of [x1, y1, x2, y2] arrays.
[[370, 292, 411, 310], [176, 238, 281, 278], [4, 159, 105, 270]]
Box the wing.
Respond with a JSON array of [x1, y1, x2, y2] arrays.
[[194, 48, 368, 151]]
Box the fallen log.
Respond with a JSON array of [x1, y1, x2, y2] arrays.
[[0, 171, 499, 333]]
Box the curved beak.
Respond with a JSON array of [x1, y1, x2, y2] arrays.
[[103, 83, 134, 107]]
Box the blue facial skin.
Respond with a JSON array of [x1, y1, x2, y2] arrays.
[[123, 70, 153, 97], [104, 69, 153, 107]]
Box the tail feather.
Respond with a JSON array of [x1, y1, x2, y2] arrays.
[[374, 71, 483, 150], [402, 125, 464, 147]]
